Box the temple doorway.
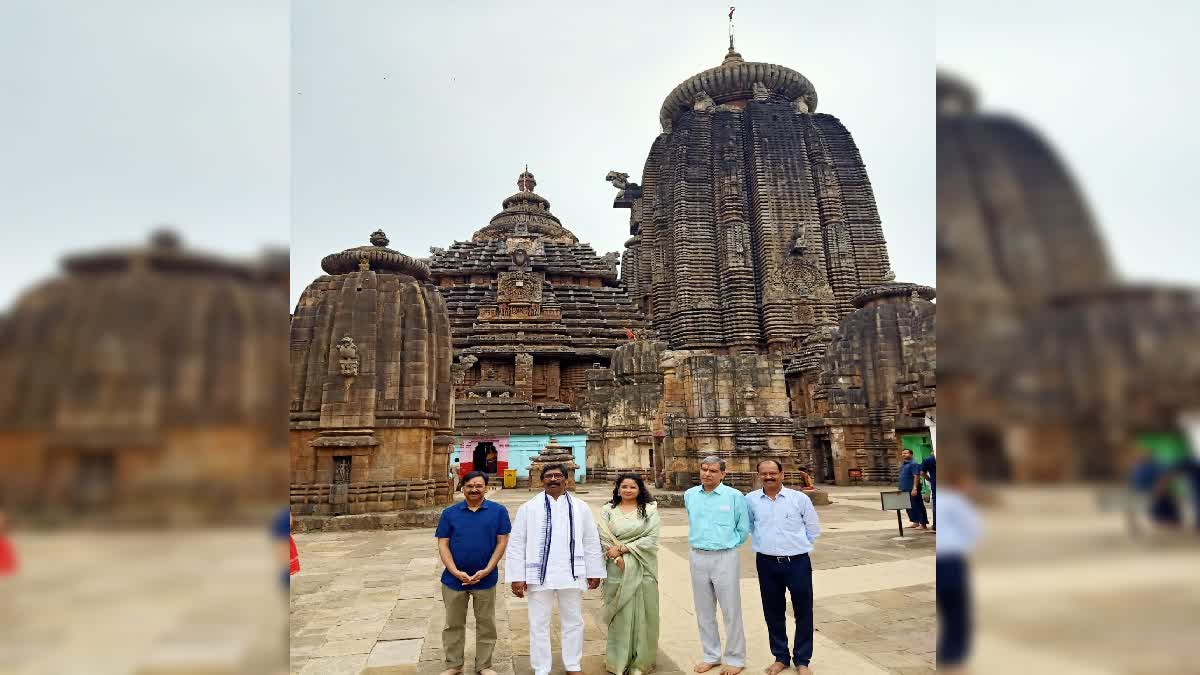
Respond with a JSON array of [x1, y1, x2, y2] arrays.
[[814, 439, 835, 484], [74, 451, 115, 510], [331, 456, 351, 514], [473, 442, 498, 475]]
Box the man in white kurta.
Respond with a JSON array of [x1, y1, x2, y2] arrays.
[[506, 463, 605, 675]]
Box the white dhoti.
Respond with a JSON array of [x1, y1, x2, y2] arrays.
[[528, 587, 584, 675]]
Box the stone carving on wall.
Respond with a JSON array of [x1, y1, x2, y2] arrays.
[[515, 353, 534, 368], [497, 271, 544, 304], [452, 353, 478, 385], [794, 304, 816, 324], [337, 336, 360, 376], [752, 81, 770, 101], [793, 96, 811, 113], [693, 90, 716, 112], [606, 171, 630, 191], [505, 237, 545, 258], [814, 158, 839, 198], [369, 229, 389, 247], [790, 222, 808, 255], [602, 251, 620, 275], [765, 257, 827, 302]]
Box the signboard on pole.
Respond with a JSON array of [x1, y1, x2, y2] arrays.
[[881, 490, 909, 537]]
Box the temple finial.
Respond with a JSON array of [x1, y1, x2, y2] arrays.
[[517, 166, 536, 193], [728, 6, 736, 52]]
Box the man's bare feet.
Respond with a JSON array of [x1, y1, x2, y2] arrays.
[[795, 666, 811, 675], [720, 666, 745, 675], [695, 662, 720, 673], [479, 669, 498, 675], [764, 661, 788, 675], [438, 670, 462, 675], [907, 523, 921, 528]]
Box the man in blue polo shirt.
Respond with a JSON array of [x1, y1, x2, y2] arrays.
[[685, 455, 750, 675], [435, 471, 511, 675]]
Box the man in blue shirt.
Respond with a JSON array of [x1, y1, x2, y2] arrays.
[[747, 459, 821, 675], [435, 471, 512, 675], [899, 449, 928, 530], [684, 456, 750, 675]]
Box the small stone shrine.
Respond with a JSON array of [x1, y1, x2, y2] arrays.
[[526, 437, 579, 492], [289, 230, 456, 514]]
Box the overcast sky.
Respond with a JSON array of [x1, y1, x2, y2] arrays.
[[291, 0, 936, 309], [0, 1, 289, 311], [938, 1, 1199, 287], [5, 3, 1193, 317]]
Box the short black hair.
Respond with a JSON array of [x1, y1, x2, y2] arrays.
[[459, 471, 488, 489], [756, 458, 784, 473], [540, 463, 568, 479]]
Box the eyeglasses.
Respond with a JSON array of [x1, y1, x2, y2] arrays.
[[543, 473, 565, 479]]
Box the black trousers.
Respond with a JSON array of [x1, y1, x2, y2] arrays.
[[907, 489, 929, 525], [936, 555, 971, 666], [755, 552, 813, 667]]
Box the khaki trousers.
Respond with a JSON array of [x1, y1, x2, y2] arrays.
[[442, 584, 498, 670]]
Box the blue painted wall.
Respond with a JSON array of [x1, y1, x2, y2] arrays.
[[459, 434, 588, 481]]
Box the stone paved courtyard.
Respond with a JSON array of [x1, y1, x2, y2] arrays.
[[290, 485, 936, 675]]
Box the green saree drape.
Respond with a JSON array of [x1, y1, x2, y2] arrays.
[[598, 502, 660, 675]]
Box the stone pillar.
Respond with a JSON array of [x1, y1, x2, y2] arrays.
[[514, 353, 534, 401], [829, 426, 850, 486]]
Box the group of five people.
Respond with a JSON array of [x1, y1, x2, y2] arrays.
[[435, 454, 823, 675]]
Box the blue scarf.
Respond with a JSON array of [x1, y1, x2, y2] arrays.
[[537, 491, 576, 585]]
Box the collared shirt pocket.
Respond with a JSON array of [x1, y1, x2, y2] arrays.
[[712, 502, 735, 527]]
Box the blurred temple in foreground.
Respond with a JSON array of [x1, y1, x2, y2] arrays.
[[0, 230, 289, 522], [937, 72, 1200, 480]]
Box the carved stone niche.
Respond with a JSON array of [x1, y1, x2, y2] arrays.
[[497, 271, 544, 302]]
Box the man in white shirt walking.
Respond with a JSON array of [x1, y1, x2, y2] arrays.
[[746, 459, 821, 675], [506, 463, 606, 675]]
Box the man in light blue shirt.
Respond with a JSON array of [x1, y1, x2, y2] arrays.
[[747, 459, 821, 675], [684, 456, 750, 675]]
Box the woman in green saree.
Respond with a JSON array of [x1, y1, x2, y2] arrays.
[[598, 473, 660, 675]]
